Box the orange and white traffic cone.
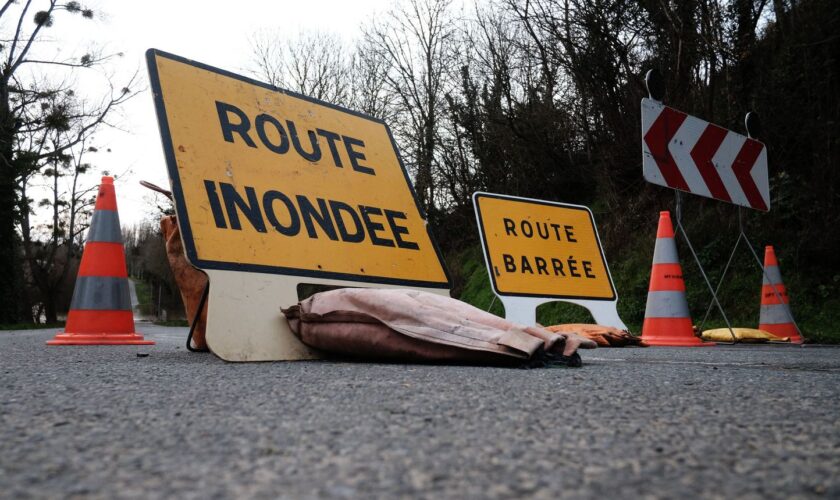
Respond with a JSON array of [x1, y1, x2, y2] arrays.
[[758, 245, 803, 344], [47, 177, 153, 346], [641, 211, 713, 347]]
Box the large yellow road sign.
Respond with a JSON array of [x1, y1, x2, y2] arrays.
[[473, 192, 616, 301], [147, 50, 449, 288]]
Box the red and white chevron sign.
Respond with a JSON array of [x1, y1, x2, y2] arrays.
[[641, 98, 770, 211]]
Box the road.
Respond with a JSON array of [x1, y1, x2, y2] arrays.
[[1, 325, 838, 499], [127, 279, 139, 313]]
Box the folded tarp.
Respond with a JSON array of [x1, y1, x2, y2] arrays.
[[546, 324, 648, 347], [283, 288, 597, 367]]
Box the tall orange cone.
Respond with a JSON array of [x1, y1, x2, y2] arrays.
[[641, 211, 713, 347], [48, 177, 153, 345], [759, 246, 803, 344]]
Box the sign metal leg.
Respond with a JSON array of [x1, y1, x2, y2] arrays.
[[698, 206, 804, 341], [674, 192, 738, 344], [699, 232, 744, 331]]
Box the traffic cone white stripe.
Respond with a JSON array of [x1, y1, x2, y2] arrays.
[[645, 291, 691, 318], [762, 266, 783, 285], [69, 277, 132, 311], [87, 210, 123, 243], [760, 304, 794, 324], [653, 238, 680, 264]]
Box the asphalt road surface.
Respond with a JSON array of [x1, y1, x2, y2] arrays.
[[2, 324, 839, 499]]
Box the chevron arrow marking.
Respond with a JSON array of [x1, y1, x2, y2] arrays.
[[641, 98, 770, 211], [732, 138, 768, 211], [690, 123, 731, 202], [643, 106, 689, 191]]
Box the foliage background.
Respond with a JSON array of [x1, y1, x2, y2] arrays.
[[3, 0, 837, 342]]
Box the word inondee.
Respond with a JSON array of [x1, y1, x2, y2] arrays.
[[203, 180, 420, 250]]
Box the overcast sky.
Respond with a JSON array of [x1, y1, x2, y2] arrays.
[[34, 0, 393, 226]]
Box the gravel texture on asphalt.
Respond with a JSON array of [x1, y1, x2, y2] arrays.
[[1, 324, 839, 499]]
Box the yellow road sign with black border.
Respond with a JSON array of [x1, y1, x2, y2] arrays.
[[147, 50, 449, 288], [473, 192, 616, 300]]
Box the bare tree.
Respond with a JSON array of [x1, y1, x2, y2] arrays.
[[364, 0, 459, 214], [348, 35, 395, 121], [0, 0, 137, 323], [250, 30, 353, 106], [18, 135, 97, 323]]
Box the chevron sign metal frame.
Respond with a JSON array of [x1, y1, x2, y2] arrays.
[[641, 97, 770, 211]]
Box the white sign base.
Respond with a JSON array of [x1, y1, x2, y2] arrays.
[[499, 295, 628, 331], [204, 269, 450, 362]]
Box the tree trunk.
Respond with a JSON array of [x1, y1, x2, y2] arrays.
[[44, 298, 58, 325], [0, 78, 20, 324], [734, 0, 758, 104], [0, 177, 18, 324]]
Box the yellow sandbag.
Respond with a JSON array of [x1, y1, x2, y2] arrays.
[[701, 328, 789, 343]]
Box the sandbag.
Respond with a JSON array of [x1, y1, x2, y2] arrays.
[[701, 327, 789, 343], [283, 288, 597, 366], [546, 324, 648, 347], [161, 216, 209, 350]]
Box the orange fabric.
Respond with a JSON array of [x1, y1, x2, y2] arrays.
[[545, 324, 648, 347], [161, 216, 208, 350]]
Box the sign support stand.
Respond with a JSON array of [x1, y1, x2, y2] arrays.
[[186, 282, 210, 352], [472, 192, 627, 331], [644, 69, 735, 343], [698, 206, 803, 339], [672, 191, 738, 343], [642, 71, 797, 343], [497, 295, 628, 330], [696, 119, 803, 340]]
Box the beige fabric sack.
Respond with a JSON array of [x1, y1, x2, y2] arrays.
[[283, 288, 596, 366]]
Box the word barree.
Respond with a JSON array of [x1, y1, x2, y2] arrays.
[[501, 254, 597, 279], [203, 180, 420, 250]]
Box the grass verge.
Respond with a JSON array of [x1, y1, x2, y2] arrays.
[[453, 240, 839, 343]]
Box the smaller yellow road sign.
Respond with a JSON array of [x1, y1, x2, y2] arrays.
[[473, 192, 625, 328], [474, 193, 615, 300]]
